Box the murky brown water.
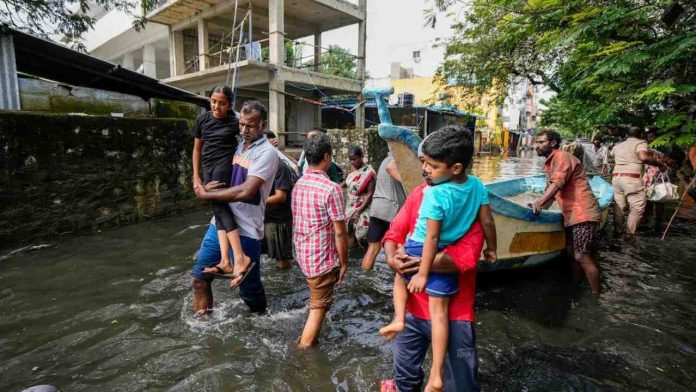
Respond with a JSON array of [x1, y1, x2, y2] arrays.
[[1, 153, 695, 391]]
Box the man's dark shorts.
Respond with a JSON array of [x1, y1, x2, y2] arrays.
[[565, 221, 600, 254], [366, 216, 391, 243], [191, 223, 267, 312], [262, 221, 293, 261]]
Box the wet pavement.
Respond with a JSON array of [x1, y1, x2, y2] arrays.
[[1, 154, 695, 391]]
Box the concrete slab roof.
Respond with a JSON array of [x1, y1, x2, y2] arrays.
[[162, 60, 361, 96], [148, 0, 363, 40]]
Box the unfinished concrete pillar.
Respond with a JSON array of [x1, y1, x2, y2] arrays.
[[269, 73, 286, 150], [169, 28, 185, 77], [314, 32, 321, 72], [197, 19, 209, 71], [268, 0, 285, 66], [143, 43, 157, 78], [0, 30, 20, 110], [268, 0, 286, 148], [122, 52, 134, 70], [355, 0, 367, 129]]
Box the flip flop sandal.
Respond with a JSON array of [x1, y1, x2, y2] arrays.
[[204, 266, 236, 279], [229, 262, 257, 289]]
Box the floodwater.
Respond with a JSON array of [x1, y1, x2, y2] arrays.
[[2, 153, 695, 391]]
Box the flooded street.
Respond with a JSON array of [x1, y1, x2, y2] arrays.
[[1, 154, 695, 391]]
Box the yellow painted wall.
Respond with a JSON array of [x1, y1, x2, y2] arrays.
[[390, 76, 506, 148], [390, 77, 439, 105]]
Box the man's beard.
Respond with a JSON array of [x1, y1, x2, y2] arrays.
[[536, 147, 550, 157]]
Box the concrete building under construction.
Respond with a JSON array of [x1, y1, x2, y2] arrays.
[[88, 0, 367, 148]]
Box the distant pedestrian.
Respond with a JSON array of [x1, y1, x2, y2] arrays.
[[609, 126, 665, 238], [263, 131, 297, 270], [292, 134, 349, 348], [298, 129, 344, 184], [583, 136, 609, 176], [342, 146, 376, 246], [362, 154, 406, 270], [533, 130, 602, 293]]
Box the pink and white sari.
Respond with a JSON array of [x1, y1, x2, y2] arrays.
[[345, 164, 376, 241]]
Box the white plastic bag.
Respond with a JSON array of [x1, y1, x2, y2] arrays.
[[647, 172, 679, 202]]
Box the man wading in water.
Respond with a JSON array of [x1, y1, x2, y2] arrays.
[[532, 130, 602, 293], [381, 130, 490, 392], [192, 101, 279, 314]]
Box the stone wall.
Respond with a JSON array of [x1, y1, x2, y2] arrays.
[[327, 128, 389, 174], [0, 111, 199, 248]]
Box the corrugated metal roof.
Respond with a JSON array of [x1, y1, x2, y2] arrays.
[[417, 104, 487, 119], [2, 26, 209, 109]]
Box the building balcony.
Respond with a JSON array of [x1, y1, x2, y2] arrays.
[[147, 0, 364, 40], [164, 58, 362, 95]]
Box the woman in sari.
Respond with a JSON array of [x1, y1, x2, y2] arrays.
[[343, 146, 376, 246]]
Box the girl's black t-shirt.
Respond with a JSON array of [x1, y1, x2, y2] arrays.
[[192, 111, 240, 167]]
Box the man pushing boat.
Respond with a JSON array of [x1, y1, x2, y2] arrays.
[[532, 130, 602, 293]]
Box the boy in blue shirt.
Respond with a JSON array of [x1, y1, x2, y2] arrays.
[[380, 126, 497, 392]]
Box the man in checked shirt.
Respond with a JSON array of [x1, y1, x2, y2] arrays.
[[291, 133, 349, 348]]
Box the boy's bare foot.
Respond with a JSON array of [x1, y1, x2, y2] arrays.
[[379, 320, 405, 340], [229, 255, 252, 287], [424, 378, 443, 392]]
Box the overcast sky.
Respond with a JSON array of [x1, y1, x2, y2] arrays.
[[303, 0, 455, 78]]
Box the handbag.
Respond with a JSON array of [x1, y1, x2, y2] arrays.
[[647, 172, 679, 202]]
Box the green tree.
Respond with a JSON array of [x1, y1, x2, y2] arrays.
[[1, 0, 156, 51], [318, 45, 365, 79], [429, 0, 695, 147], [261, 40, 299, 67]]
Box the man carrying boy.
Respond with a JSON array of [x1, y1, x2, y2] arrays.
[[380, 126, 497, 392], [292, 134, 349, 348], [381, 133, 488, 392]]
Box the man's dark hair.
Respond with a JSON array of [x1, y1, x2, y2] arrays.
[[304, 134, 333, 165], [240, 100, 268, 122], [265, 130, 277, 139], [349, 146, 363, 157], [421, 125, 474, 168], [628, 125, 643, 138], [538, 129, 562, 149]]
